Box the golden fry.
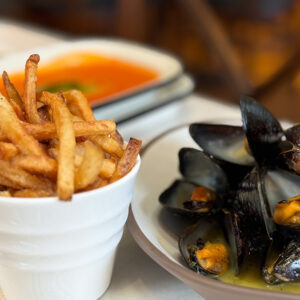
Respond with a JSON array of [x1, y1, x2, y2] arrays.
[[75, 140, 105, 190], [13, 189, 53, 198], [110, 138, 142, 182], [39, 91, 75, 200], [0, 160, 54, 191], [0, 142, 18, 161], [0, 174, 23, 189], [21, 120, 116, 141], [83, 177, 109, 191], [67, 102, 83, 119], [49, 145, 84, 168], [63, 90, 124, 157], [8, 99, 25, 121], [0, 190, 11, 197], [63, 90, 95, 121], [0, 92, 46, 156], [111, 130, 124, 147], [24, 54, 41, 123], [91, 135, 124, 158], [99, 158, 116, 179], [12, 154, 57, 179], [2, 71, 24, 108]]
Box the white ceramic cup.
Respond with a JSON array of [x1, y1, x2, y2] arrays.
[[0, 157, 141, 300]]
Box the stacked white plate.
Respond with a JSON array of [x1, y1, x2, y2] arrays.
[[0, 21, 194, 124]]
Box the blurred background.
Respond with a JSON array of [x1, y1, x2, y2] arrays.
[[1, 0, 300, 121]]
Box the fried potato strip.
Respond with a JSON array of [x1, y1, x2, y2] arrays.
[[63, 90, 124, 157], [13, 189, 53, 198], [23, 54, 41, 123], [0, 92, 46, 156], [75, 140, 105, 191], [12, 154, 57, 179], [0, 142, 18, 160], [110, 138, 142, 182], [39, 91, 75, 200], [2, 71, 24, 108], [21, 120, 116, 141], [0, 160, 54, 191]]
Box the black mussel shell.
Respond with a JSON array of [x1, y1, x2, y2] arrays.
[[159, 180, 221, 217], [223, 211, 248, 275], [233, 167, 273, 257], [240, 95, 285, 165], [263, 239, 300, 284], [263, 168, 300, 217], [179, 148, 229, 194], [189, 123, 255, 166], [286, 125, 300, 147], [179, 217, 229, 275]]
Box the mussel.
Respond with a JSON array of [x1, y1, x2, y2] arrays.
[[179, 217, 230, 276], [189, 123, 254, 166], [159, 148, 229, 216], [240, 95, 286, 165], [263, 240, 300, 284], [159, 94, 300, 286]]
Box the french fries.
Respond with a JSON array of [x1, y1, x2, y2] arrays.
[[64, 90, 95, 121], [2, 71, 23, 109], [75, 140, 105, 190], [0, 160, 54, 191], [39, 91, 75, 200], [0, 54, 141, 200], [0, 190, 11, 197], [22, 120, 116, 141], [13, 189, 53, 198], [12, 154, 57, 179], [0, 93, 47, 157], [63, 90, 124, 158], [23, 54, 41, 124], [110, 138, 142, 182], [0, 142, 18, 161]]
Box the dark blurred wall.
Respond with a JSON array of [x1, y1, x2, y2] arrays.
[[1, 0, 300, 120]]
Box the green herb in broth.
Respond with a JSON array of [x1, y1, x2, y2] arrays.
[[38, 82, 97, 94]]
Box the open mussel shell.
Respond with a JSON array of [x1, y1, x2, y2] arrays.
[[179, 216, 229, 275], [240, 95, 285, 165], [159, 180, 220, 217], [179, 148, 229, 193], [233, 167, 273, 258], [263, 168, 300, 216], [263, 239, 300, 284], [189, 123, 255, 166]]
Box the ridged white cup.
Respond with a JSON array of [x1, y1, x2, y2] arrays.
[[0, 157, 141, 300]]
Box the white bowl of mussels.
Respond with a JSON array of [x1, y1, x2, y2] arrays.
[[129, 96, 300, 300]]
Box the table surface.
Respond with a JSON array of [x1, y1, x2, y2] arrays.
[[0, 20, 243, 300]]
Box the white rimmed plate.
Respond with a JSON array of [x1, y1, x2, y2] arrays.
[[0, 38, 183, 108], [128, 121, 298, 300]]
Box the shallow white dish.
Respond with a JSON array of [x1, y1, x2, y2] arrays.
[[128, 121, 298, 300], [0, 38, 183, 108], [93, 74, 194, 123]]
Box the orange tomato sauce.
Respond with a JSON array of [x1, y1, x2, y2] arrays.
[[0, 52, 159, 105]]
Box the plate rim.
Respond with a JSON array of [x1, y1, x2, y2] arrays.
[[128, 124, 300, 300]]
